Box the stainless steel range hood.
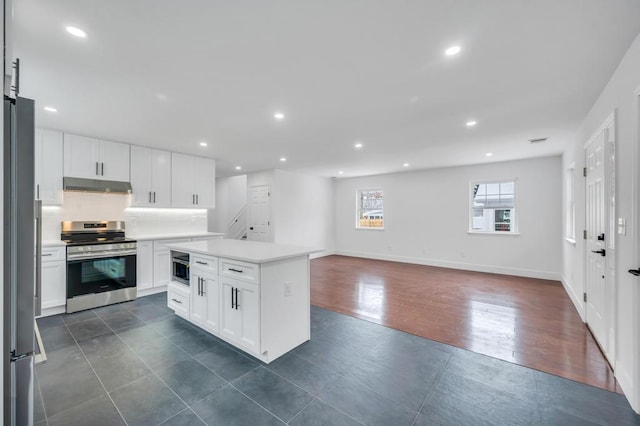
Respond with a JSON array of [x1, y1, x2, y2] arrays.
[[63, 177, 132, 194]]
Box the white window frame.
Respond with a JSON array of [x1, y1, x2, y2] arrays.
[[468, 179, 519, 235], [565, 163, 576, 244], [356, 188, 384, 230]]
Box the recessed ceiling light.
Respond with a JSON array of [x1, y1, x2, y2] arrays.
[[445, 45, 461, 56], [274, 112, 285, 120], [44, 106, 57, 113], [354, 142, 363, 149], [65, 26, 87, 38], [280, 157, 287, 162], [235, 166, 242, 170], [403, 163, 409, 167], [199, 142, 208, 147], [485, 152, 493, 157], [338, 171, 344, 175], [466, 120, 477, 127]]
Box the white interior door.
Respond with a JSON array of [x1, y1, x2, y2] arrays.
[[585, 131, 608, 355], [247, 185, 271, 242]]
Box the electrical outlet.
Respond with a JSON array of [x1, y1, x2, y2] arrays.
[[284, 282, 292, 297]]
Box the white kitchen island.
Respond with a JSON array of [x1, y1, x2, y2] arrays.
[[165, 239, 319, 363]]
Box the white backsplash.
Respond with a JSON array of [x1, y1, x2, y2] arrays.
[[42, 192, 208, 241]]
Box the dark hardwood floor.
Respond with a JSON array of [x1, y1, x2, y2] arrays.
[[310, 255, 621, 394]]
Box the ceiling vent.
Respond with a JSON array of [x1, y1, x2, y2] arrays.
[[528, 137, 548, 144]]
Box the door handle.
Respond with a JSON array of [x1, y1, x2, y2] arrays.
[[249, 227, 254, 230], [101, 162, 104, 176], [597, 234, 605, 241], [149, 191, 152, 203], [153, 192, 156, 203], [591, 249, 606, 256], [629, 269, 640, 277], [96, 162, 99, 175], [196, 194, 199, 205]]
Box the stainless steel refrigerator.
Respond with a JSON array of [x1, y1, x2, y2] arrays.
[[3, 95, 39, 426]]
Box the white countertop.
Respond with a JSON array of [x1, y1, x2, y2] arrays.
[[128, 232, 224, 241], [166, 239, 321, 264], [42, 240, 66, 247]]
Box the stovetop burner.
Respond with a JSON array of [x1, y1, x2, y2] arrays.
[[61, 221, 135, 246]]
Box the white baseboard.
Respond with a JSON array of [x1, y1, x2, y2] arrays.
[[37, 306, 66, 318], [560, 274, 585, 322], [332, 250, 561, 281], [616, 365, 639, 414], [310, 250, 334, 259], [137, 286, 167, 297]]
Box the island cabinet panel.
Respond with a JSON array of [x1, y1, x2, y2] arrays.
[[220, 277, 260, 355], [191, 257, 220, 334], [165, 239, 315, 363]]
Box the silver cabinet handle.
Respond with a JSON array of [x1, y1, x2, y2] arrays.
[[101, 162, 104, 176], [36, 183, 40, 200], [196, 194, 199, 205], [96, 162, 99, 175], [195, 261, 208, 266], [149, 191, 152, 203], [41, 253, 53, 257], [171, 298, 182, 304], [153, 192, 156, 203]]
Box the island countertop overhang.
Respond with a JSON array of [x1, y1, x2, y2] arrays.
[[165, 239, 321, 264]]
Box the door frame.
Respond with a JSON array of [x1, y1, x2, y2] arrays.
[[247, 184, 272, 242], [631, 87, 640, 412], [583, 112, 616, 366]]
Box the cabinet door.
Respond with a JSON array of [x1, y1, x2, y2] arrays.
[[35, 129, 63, 205], [204, 275, 220, 333], [130, 146, 153, 206], [194, 157, 215, 208], [152, 239, 190, 287], [136, 241, 154, 290], [171, 153, 195, 207], [99, 140, 130, 182], [153, 248, 171, 288], [151, 149, 171, 207], [236, 281, 260, 353], [220, 278, 259, 353], [41, 261, 66, 309], [220, 278, 242, 341], [191, 273, 207, 327], [63, 133, 100, 179]]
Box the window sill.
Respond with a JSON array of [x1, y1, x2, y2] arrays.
[[564, 237, 577, 246], [467, 231, 520, 236]]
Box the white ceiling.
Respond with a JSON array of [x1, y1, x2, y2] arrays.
[[13, 1, 640, 178]]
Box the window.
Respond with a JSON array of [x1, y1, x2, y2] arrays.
[[357, 189, 384, 229], [470, 180, 516, 233], [565, 164, 576, 241]]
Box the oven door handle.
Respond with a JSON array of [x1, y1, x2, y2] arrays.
[[67, 250, 137, 261]]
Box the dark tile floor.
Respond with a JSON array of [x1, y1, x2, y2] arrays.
[[34, 293, 640, 426]]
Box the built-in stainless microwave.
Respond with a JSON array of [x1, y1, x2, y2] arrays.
[[171, 251, 189, 285]]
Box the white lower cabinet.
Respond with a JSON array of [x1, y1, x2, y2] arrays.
[[168, 282, 190, 319], [191, 256, 220, 333], [152, 238, 190, 288], [40, 246, 66, 310], [220, 277, 260, 354], [136, 241, 154, 290]]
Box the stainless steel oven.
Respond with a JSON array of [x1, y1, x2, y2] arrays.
[[63, 221, 137, 313], [171, 251, 190, 285]]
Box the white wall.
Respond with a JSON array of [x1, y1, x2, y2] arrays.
[[333, 156, 562, 279], [562, 32, 640, 411], [209, 175, 247, 236], [41, 192, 208, 241], [273, 170, 334, 252]]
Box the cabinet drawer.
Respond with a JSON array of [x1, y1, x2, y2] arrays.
[[168, 282, 190, 318], [41, 246, 66, 262], [191, 255, 218, 274], [220, 259, 259, 284]]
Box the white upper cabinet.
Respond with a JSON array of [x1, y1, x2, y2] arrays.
[[130, 146, 171, 207], [35, 129, 63, 205], [64, 133, 130, 182], [171, 153, 215, 208]]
